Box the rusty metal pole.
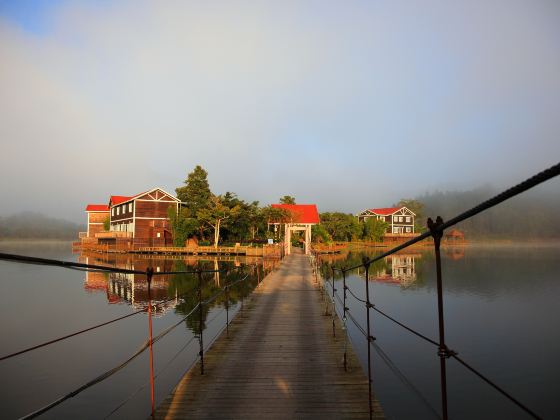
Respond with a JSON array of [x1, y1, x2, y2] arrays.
[[429, 216, 450, 420], [225, 282, 230, 338], [146, 268, 156, 418], [363, 257, 374, 420], [331, 266, 336, 338], [197, 269, 204, 375], [342, 267, 348, 371]]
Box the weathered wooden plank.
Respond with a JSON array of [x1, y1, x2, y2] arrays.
[[155, 252, 384, 419]]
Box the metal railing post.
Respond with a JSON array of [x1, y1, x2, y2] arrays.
[[331, 266, 336, 338], [225, 281, 230, 339], [428, 216, 451, 420], [342, 267, 348, 371], [363, 257, 374, 420], [146, 268, 156, 418], [197, 269, 204, 375]]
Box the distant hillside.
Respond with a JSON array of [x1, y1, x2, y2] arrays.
[[0, 212, 85, 240], [417, 186, 560, 239]]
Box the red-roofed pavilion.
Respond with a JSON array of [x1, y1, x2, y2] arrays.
[[271, 204, 320, 255]]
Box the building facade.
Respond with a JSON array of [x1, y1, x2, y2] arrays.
[[270, 204, 320, 255], [108, 187, 180, 246], [357, 206, 416, 235], [85, 204, 110, 238]]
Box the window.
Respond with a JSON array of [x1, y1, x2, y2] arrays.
[[111, 208, 114, 216], [122, 205, 126, 213], [117, 207, 120, 216], [398, 216, 403, 222], [406, 227, 411, 233], [405, 216, 411, 223], [156, 232, 161, 238], [129, 203, 132, 212]]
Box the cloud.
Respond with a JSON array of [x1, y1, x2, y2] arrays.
[[1, 0, 559, 221]]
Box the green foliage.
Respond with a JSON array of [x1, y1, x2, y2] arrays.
[[311, 224, 332, 243], [103, 216, 110, 231], [320, 212, 362, 241], [168, 207, 198, 246], [279, 195, 296, 204], [362, 217, 388, 241], [175, 165, 212, 218], [197, 195, 241, 247], [395, 198, 425, 233]]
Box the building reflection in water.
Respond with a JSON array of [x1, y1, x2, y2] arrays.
[[80, 252, 276, 316], [374, 253, 420, 286], [351, 252, 421, 287]]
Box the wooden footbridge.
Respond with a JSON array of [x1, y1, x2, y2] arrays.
[[155, 251, 384, 419]]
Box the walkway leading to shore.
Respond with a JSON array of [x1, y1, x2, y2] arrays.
[[155, 251, 384, 419]]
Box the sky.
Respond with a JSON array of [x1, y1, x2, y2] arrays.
[[0, 0, 559, 222]]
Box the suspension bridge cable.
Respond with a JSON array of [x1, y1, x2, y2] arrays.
[[18, 304, 201, 420], [371, 306, 439, 347], [449, 353, 542, 420], [17, 272, 253, 419], [340, 161, 560, 272], [0, 252, 145, 274], [104, 305, 230, 419], [1, 310, 145, 362], [1, 282, 198, 362], [371, 341, 442, 419]]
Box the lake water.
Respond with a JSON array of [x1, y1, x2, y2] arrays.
[[318, 243, 560, 419], [0, 241, 277, 419], [0, 242, 559, 419]]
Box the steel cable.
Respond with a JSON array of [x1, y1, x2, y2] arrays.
[[341, 161, 560, 272]]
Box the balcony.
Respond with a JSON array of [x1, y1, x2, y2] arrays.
[[95, 231, 133, 239]]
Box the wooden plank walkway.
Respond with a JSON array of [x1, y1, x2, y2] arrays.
[[155, 251, 384, 419]]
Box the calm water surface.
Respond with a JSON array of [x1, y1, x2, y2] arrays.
[[0, 241, 276, 419], [1, 242, 559, 419], [320, 244, 560, 419]]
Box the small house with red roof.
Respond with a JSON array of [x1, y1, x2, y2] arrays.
[[357, 206, 416, 235], [85, 204, 109, 238], [107, 187, 180, 246], [271, 204, 320, 255]]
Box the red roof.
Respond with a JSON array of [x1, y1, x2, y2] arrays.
[[85, 204, 109, 212], [109, 195, 134, 205], [271, 204, 320, 224], [368, 207, 401, 216]]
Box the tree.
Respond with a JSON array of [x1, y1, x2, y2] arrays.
[[320, 212, 362, 242], [279, 195, 296, 204], [176, 165, 212, 218], [103, 216, 110, 231], [197, 195, 241, 248], [168, 207, 199, 246], [395, 199, 425, 233], [311, 224, 332, 243], [362, 218, 388, 242]]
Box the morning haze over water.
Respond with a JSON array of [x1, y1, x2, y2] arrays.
[[1, 1, 560, 419]]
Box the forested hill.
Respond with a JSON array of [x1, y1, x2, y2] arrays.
[[417, 186, 560, 239], [0, 212, 84, 240]]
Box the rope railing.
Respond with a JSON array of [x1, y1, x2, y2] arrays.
[[0, 249, 277, 419], [16, 270, 256, 419], [312, 161, 560, 420]]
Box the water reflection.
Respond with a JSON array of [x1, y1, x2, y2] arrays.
[[320, 250, 423, 288], [79, 251, 280, 327], [317, 244, 560, 420]]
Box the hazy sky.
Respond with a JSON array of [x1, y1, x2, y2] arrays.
[[1, 0, 559, 222]]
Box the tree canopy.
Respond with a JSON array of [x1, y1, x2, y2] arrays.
[[279, 195, 296, 204]]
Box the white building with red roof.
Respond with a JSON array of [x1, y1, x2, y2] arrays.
[[357, 206, 416, 235], [271, 204, 320, 255], [84, 204, 110, 238]]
